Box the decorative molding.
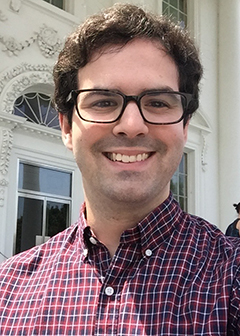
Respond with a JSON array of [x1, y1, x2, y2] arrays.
[[3, 72, 53, 114], [0, 62, 53, 114], [0, 178, 8, 187], [0, 10, 7, 22], [10, 0, 22, 13], [0, 24, 62, 58], [0, 179, 8, 208], [0, 129, 13, 176], [0, 188, 5, 207], [0, 35, 37, 57], [201, 131, 208, 172], [0, 114, 61, 141], [0, 63, 53, 94], [37, 25, 62, 58]]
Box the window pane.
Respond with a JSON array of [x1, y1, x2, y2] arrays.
[[179, 196, 187, 210], [179, 0, 187, 12], [13, 92, 60, 130], [171, 153, 188, 211], [170, 0, 178, 7], [46, 201, 69, 238], [179, 174, 186, 196], [171, 8, 179, 20], [178, 155, 185, 173], [19, 163, 72, 197], [162, 3, 168, 15], [170, 174, 178, 195], [162, 0, 187, 26], [43, 0, 63, 9], [16, 197, 43, 254]]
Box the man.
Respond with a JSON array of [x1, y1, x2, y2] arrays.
[[1, 3, 240, 335]]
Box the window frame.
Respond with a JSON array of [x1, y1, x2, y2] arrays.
[[43, 0, 65, 10], [14, 160, 73, 254]]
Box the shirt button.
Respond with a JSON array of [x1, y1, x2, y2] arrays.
[[89, 236, 97, 245], [145, 249, 152, 257], [83, 249, 88, 257], [105, 286, 114, 296]]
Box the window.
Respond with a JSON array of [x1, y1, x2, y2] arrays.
[[171, 153, 188, 211], [15, 162, 72, 254], [162, 0, 188, 27], [13, 92, 60, 130], [43, 0, 64, 10]]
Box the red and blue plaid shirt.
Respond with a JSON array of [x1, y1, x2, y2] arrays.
[[1, 193, 240, 335]]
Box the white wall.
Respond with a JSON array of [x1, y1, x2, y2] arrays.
[[193, 0, 219, 225], [218, 0, 240, 231]]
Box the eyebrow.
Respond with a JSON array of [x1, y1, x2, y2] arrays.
[[81, 86, 177, 94]]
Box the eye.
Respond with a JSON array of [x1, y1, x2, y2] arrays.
[[143, 98, 170, 112], [142, 92, 182, 112], [92, 99, 118, 108], [147, 99, 169, 108], [79, 92, 122, 112]]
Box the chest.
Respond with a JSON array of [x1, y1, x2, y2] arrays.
[[1, 245, 232, 335]]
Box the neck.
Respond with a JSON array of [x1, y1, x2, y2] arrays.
[[84, 199, 158, 258], [83, 184, 170, 257]]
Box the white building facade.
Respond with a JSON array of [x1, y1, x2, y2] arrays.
[[0, 0, 239, 262]]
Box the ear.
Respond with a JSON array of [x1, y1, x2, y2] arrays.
[[59, 114, 73, 151]]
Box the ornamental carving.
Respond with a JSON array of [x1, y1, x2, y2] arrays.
[[0, 24, 62, 58], [37, 25, 62, 58], [0, 35, 37, 56], [0, 63, 53, 114], [0, 130, 13, 176], [3, 72, 53, 114], [10, 0, 22, 12], [0, 10, 7, 22], [201, 131, 208, 172], [0, 178, 8, 187], [0, 63, 53, 94], [0, 179, 8, 208], [0, 188, 5, 207]]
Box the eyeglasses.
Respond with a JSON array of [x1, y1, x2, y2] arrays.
[[68, 89, 193, 125]]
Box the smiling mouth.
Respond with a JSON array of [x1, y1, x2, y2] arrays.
[[105, 152, 152, 163]]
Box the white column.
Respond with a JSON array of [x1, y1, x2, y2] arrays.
[[218, 0, 240, 230]]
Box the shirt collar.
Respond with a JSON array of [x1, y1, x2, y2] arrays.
[[119, 193, 183, 254], [77, 193, 183, 256]]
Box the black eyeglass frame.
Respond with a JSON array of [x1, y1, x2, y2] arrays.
[[68, 89, 193, 125]]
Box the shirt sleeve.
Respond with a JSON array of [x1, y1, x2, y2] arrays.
[[228, 267, 240, 333]]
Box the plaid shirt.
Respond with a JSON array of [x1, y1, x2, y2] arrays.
[[1, 194, 240, 335]]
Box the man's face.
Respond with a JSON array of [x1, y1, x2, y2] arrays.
[[60, 39, 188, 211]]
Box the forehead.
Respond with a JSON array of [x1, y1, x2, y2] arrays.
[[77, 39, 179, 92]]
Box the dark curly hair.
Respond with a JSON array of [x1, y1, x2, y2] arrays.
[[53, 3, 203, 126], [233, 203, 240, 214]]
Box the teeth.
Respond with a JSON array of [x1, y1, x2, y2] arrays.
[[108, 153, 150, 163]]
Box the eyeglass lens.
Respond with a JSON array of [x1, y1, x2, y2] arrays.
[[75, 90, 185, 124]]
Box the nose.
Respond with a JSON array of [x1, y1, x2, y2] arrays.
[[112, 101, 149, 138]]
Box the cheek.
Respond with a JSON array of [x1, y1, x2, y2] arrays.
[[153, 126, 185, 145], [71, 122, 110, 159]]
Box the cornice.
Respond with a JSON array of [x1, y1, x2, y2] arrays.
[[0, 113, 61, 140]]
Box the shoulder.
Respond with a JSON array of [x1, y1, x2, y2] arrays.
[[226, 219, 240, 237], [0, 221, 81, 280], [181, 212, 240, 263]]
